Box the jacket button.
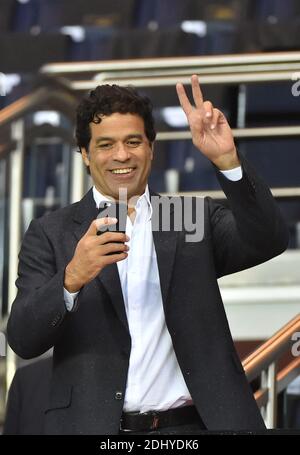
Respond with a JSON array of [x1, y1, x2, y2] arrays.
[[115, 391, 123, 400], [51, 313, 62, 327]]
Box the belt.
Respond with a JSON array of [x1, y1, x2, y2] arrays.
[[120, 405, 202, 432]]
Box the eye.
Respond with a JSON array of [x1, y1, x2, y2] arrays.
[[127, 140, 141, 147], [98, 143, 113, 149]]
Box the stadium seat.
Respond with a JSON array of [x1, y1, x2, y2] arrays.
[[133, 0, 206, 28], [37, 0, 135, 31], [111, 26, 206, 60], [0, 0, 15, 31], [205, 20, 237, 54], [11, 0, 37, 32], [65, 26, 115, 61], [239, 138, 300, 188], [236, 20, 300, 53], [245, 83, 300, 127], [0, 33, 69, 72], [173, 142, 219, 191], [11, 0, 136, 31], [249, 0, 299, 21]]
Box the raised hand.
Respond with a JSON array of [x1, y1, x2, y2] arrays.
[[176, 75, 240, 170]]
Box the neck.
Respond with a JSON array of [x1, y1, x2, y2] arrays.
[[128, 206, 136, 223]]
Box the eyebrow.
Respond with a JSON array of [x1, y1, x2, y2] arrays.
[[95, 134, 144, 144]]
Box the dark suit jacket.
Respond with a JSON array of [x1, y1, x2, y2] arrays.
[[7, 156, 289, 434], [3, 358, 52, 435]]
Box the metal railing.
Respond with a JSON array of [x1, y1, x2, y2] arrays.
[[40, 51, 300, 200], [40, 51, 300, 89], [41, 51, 300, 75], [162, 187, 300, 201], [243, 313, 300, 428], [0, 86, 79, 393], [0, 86, 77, 130]]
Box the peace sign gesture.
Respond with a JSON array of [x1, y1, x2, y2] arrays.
[[176, 75, 240, 170]]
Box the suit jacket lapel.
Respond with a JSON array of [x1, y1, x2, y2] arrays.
[[150, 190, 179, 310], [72, 189, 129, 334], [97, 264, 129, 333]]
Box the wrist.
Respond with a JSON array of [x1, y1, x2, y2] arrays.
[[64, 263, 83, 293], [212, 149, 240, 171]]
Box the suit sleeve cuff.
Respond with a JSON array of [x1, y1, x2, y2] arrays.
[[220, 166, 243, 182], [63, 287, 79, 312]]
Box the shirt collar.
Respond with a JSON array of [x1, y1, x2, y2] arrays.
[[92, 185, 152, 221]]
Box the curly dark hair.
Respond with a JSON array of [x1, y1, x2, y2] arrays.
[[76, 84, 156, 152]]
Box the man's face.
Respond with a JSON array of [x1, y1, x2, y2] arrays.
[[81, 113, 153, 200]]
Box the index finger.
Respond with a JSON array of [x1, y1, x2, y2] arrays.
[[176, 82, 193, 116], [85, 217, 118, 236]]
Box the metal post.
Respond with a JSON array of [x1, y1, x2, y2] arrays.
[[236, 83, 247, 158], [70, 148, 85, 203], [266, 362, 278, 428], [237, 84, 247, 129], [6, 119, 24, 394], [260, 369, 268, 424]]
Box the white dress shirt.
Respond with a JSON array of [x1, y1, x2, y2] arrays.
[[64, 166, 242, 412]]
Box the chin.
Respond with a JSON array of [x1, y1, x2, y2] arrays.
[[118, 184, 137, 195]]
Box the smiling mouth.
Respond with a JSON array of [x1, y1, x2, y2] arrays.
[[110, 167, 135, 175]]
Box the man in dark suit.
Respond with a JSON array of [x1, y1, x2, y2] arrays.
[[7, 76, 288, 434]]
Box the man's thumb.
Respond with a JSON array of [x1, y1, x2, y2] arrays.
[[85, 217, 118, 236]]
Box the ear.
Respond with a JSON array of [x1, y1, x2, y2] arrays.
[[149, 143, 154, 161], [81, 148, 90, 167]]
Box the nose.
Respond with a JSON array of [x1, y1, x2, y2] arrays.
[[113, 142, 130, 162]]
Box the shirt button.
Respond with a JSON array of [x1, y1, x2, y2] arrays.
[[115, 391, 123, 400]]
